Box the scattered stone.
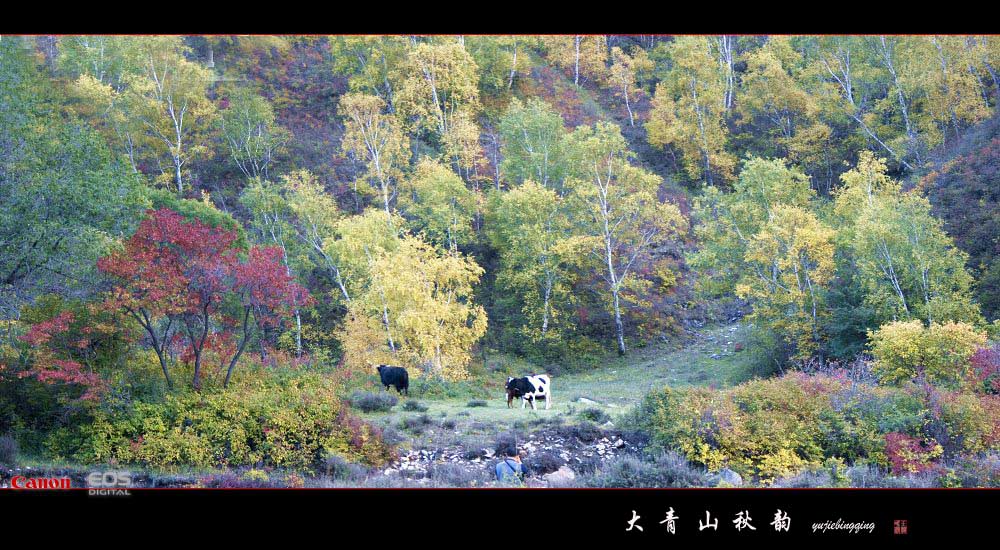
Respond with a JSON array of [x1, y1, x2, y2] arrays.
[[543, 466, 576, 487], [715, 468, 743, 487], [578, 397, 600, 406]]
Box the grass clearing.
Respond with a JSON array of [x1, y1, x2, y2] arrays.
[[357, 323, 752, 451]]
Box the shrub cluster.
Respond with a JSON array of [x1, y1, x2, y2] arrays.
[[559, 421, 602, 443], [584, 452, 707, 488], [401, 400, 429, 412], [426, 462, 491, 487], [400, 414, 433, 433], [578, 407, 610, 424], [349, 391, 398, 413], [69, 374, 395, 470], [523, 451, 565, 475], [630, 372, 1000, 484]]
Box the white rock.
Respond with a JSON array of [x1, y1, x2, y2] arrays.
[[544, 466, 577, 487], [715, 468, 743, 487]]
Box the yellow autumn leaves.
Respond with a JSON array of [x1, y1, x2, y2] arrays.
[[694, 152, 983, 362]]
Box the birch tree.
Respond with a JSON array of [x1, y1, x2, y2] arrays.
[[738, 37, 830, 171], [219, 89, 290, 181], [281, 170, 352, 305], [608, 46, 653, 127], [567, 122, 686, 355], [358, 235, 488, 380], [812, 35, 914, 171], [329, 35, 408, 108], [395, 41, 481, 140], [690, 157, 832, 359], [338, 92, 409, 216], [543, 35, 608, 86], [239, 178, 306, 356], [498, 97, 571, 192], [123, 37, 217, 193], [646, 36, 735, 186], [834, 152, 981, 326], [399, 159, 476, 252], [487, 180, 588, 345]]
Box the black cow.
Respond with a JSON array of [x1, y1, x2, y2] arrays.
[[377, 364, 409, 395]]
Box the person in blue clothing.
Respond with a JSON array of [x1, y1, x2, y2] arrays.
[[495, 448, 530, 483]]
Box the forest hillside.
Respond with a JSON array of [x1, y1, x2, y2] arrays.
[[1, 35, 998, 488]]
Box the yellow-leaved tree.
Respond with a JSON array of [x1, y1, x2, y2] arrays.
[[691, 157, 834, 359], [394, 41, 481, 141], [542, 35, 608, 86], [567, 122, 687, 355], [344, 235, 487, 380], [121, 37, 217, 193], [739, 204, 836, 359], [338, 93, 410, 216], [646, 36, 735, 186], [738, 37, 831, 171], [868, 320, 987, 387], [833, 152, 982, 327], [607, 45, 653, 127]]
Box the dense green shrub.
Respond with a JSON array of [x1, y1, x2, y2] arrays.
[[630, 372, 1000, 484], [70, 373, 395, 471]]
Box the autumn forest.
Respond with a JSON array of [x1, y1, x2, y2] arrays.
[[1, 35, 998, 488]]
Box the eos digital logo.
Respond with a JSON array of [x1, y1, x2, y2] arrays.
[[87, 471, 132, 496]]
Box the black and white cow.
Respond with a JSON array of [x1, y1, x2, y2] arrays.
[[376, 364, 409, 395], [506, 374, 551, 410]]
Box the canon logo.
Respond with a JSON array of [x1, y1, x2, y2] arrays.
[[9, 476, 72, 489]]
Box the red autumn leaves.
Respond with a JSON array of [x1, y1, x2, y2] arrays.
[[18, 310, 103, 400], [22, 208, 311, 396]]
